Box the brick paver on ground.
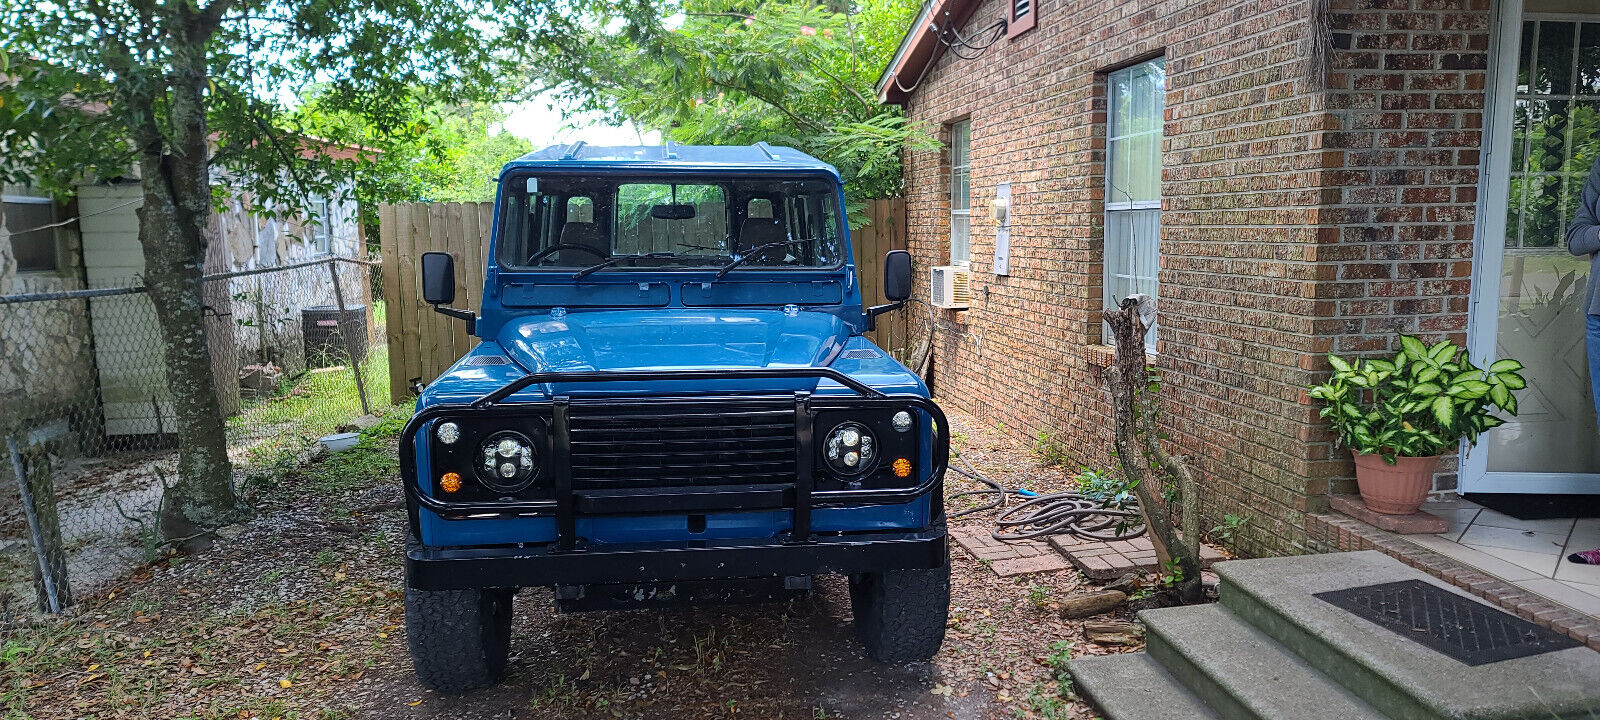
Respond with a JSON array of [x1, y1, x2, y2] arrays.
[[1046, 534, 1226, 580], [951, 525, 1070, 577]]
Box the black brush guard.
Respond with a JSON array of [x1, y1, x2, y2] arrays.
[[400, 368, 949, 589]]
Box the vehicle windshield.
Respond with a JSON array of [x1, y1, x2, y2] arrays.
[[497, 175, 846, 273]]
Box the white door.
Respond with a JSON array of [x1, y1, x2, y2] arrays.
[[1465, 0, 1600, 493]]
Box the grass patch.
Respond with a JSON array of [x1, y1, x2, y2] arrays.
[[230, 344, 396, 462], [300, 432, 401, 497]]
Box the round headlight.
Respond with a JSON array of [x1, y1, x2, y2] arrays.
[[891, 411, 913, 433], [824, 422, 877, 476], [436, 421, 460, 445], [478, 430, 538, 492]]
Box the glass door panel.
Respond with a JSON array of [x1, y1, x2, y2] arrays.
[[1486, 18, 1600, 475]]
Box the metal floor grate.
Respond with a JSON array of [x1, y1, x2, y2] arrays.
[[1315, 579, 1581, 666]]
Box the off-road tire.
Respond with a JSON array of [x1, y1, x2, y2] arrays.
[[405, 585, 514, 693], [849, 557, 951, 662]]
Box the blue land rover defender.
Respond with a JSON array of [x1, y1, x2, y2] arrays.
[[401, 143, 950, 692]]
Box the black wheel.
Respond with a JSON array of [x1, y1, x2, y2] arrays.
[[405, 585, 514, 693], [849, 558, 950, 662]]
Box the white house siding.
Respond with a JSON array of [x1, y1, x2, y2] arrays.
[[8, 175, 364, 441], [76, 183, 171, 437], [213, 189, 364, 377]]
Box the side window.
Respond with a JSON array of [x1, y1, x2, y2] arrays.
[[566, 196, 594, 224], [1102, 58, 1166, 351], [3, 196, 60, 273], [948, 120, 971, 266], [310, 195, 333, 255]]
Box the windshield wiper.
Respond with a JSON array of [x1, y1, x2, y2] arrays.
[[712, 240, 808, 280], [572, 252, 678, 280]]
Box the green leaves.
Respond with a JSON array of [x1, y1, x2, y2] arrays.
[[1431, 396, 1455, 427], [1410, 383, 1442, 397], [1489, 382, 1510, 407], [1309, 336, 1525, 459], [1488, 359, 1524, 373], [7, 0, 532, 214], [1400, 335, 1428, 361], [532, 0, 930, 207]]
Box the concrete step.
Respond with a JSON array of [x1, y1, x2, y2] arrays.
[[1067, 651, 1219, 720], [1141, 603, 1387, 720], [1215, 550, 1600, 720]]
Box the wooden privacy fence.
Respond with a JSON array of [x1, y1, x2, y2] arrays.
[[378, 202, 493, 400], [378, 198, 909, 398], [855, 197, 911, 356]]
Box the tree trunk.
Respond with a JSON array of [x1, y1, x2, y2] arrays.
[[1103, 296, 1203, 605], [136, 33, 240, 545]]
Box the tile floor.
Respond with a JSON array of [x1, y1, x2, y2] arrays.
[[1406, 496, 1600, 618]]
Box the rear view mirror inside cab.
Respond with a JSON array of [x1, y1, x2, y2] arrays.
[[650, 203, 697, 220]]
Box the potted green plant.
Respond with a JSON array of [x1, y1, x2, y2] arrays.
[[1308, 336, 1525, 515]]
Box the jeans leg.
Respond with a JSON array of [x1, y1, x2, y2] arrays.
[[1588, 314, 1600, 425]]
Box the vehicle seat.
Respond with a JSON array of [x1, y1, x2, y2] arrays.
[[555, 220, 607, 265], [736, 217, 787, 260]]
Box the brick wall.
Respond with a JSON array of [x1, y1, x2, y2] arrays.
[[1319, 0, 1491, 493], [897, 0, 1492, 555]]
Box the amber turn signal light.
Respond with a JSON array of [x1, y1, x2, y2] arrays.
[[892, 458, 912, 478], [440, 472, 462, 493]]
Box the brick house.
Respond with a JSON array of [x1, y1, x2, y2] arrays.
[[877, 0, 1599, 556]]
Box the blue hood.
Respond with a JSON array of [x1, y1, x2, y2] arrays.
[[496, 309, 853, 373]]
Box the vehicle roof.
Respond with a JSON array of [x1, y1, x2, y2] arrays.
[[501, 142, 841, 180]]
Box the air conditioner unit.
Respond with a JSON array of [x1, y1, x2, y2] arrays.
[[930, 265, 971, 309]]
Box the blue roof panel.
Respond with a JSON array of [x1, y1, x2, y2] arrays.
[[503, 143, 839, 179]]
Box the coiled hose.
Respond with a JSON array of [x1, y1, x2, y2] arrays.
[[947, 452, 1145, 542]]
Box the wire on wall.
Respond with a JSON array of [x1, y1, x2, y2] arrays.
[[940, 11, 1007, 61], [888, 9, 1009, 95]]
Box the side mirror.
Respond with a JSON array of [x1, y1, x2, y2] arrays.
[[865, 249, 912, 331], [882, 250, 912, 303], [421, 251, 456, 305], [420, 251, 475, 333]]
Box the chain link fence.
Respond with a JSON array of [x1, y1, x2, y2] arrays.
[[0, 257, 390, 620]]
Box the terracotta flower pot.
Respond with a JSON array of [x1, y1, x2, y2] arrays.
[[1352, 452, 1440, 515]]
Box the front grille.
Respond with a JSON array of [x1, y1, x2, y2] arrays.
[[568, 402, 798, 488]]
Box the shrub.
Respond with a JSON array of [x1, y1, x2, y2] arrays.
[[1308, 335, 1524, 462]]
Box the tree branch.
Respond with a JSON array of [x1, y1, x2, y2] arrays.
[[703, 77, 826, 133]]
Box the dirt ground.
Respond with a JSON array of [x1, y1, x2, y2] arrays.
[[2, 411, 1140, 719]]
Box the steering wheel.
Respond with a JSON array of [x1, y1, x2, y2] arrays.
[[527, 244, 608, 265]]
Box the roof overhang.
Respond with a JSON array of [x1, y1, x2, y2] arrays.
[[873, 0, 983, 105]]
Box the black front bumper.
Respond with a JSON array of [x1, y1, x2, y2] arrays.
[[405, 526, 948, 590], [400, 367, 950, 551]]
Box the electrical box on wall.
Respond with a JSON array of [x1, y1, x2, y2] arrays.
[[993, 182, 1011, 276]]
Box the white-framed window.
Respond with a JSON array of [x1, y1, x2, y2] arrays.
[[949, 119, 972, 266], [3, 194, 61, 273], [311, 195, 333, 255], [1103, 58, 1166, 350]]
